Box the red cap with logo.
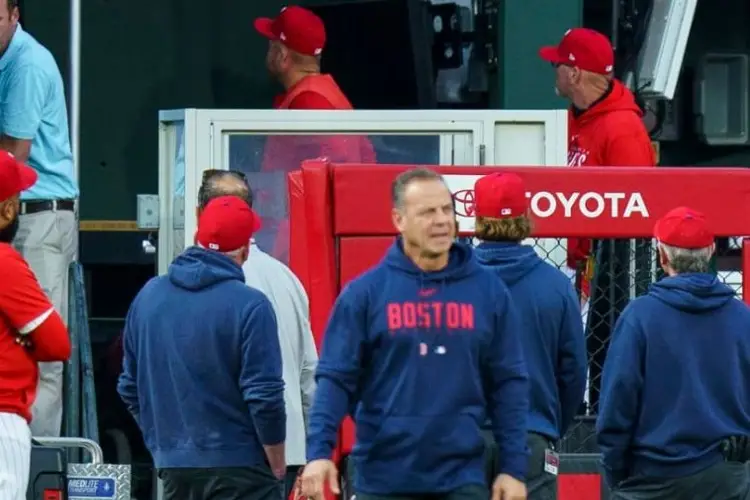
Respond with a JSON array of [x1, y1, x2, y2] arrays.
[[654, 206, 714, 249], [473, 173, 528, 218], [254, 6, 326, 57], [196, 196, 262, 253], [539, 28, 614, 75], [0, 150, 37, 202]]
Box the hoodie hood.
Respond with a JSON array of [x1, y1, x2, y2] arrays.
[[384, 238, 479, 282], [575, 80, 642, 126], [474, 241, 543, 286], [650, 273, 735, 313], [476, 241, 543, 286], [168, 246, 245, 291]]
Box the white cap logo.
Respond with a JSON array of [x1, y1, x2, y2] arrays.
[[208, 243, 219, 250], [501, 208, 512, 216]]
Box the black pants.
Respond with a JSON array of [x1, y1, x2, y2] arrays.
[[159, 466, 281, 500], [284, 465, 302, 499], [612, 461, 750, 500], [357, 483, 488, 500], [483, 431, 557, 499]]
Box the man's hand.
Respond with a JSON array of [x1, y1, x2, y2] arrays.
[[492, 474, 527, 500], [263, 443, 286, 480], [301, 459, 339, 500]]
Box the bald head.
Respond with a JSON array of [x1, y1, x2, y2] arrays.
[[197, 171, 253, 213]]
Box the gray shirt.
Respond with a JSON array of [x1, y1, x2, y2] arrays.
[[243, 243, 318, 465]]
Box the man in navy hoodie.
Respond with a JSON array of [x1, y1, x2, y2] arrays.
[[117, 196, 287, 500], [301, 167, 530, 500], [597, 206, 750, 499], [473, 172, 587, 499]]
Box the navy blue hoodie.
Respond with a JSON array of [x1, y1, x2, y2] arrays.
[[307, 240, 529, 494], [475, 242, 587, 440], [597, 273, 750, 487], [117, 246, 286, 468]]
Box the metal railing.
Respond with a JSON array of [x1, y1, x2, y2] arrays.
[[63, 261, 99, 461]]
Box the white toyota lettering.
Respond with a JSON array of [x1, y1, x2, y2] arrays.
[[524, 191, 648, 218]]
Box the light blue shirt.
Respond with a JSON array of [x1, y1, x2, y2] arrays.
[[0, 24, 77, 200]]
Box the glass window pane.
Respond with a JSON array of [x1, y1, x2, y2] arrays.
[[173, 123, 186, 261], [227, 133, 465, 264]]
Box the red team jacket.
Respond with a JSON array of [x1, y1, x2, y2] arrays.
[[566, 80, 656, 294], [0, 243, 71, 422]]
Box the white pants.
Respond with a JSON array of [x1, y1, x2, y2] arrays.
[[14, 210, 77, 437], [0, 413, 31, 500]]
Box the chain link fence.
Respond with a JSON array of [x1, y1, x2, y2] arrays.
[[499, 236, 746, 454]]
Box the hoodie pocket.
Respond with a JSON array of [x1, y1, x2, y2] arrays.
[[354, 413, 485, 472]]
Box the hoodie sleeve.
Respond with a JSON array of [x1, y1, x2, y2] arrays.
[[240, 296, 286, 446], [556, 283, 587, 436], [306, 283, 366, 461], [117, 299, 140, 423], [596, 309, 645, 488], [484, 283, 530, 481]]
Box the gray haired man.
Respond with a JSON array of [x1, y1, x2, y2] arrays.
[[597, 206, 750, 499], [198, 169, 318, 498]]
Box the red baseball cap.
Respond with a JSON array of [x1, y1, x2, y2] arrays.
[[473, 173, 528, 218], [539, 28, 614, 75], [254, 6, 326, 57], [0, 150, 37, 202], [654, 207, 714, 249], [196, 196, 261, 253]]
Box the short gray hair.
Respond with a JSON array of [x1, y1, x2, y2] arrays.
[[660, 242, 713, 274], [391, 167, 448, 209], [198, 170, 253, 210]]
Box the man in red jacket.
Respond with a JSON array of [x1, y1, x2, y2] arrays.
[[539, 27, 656, 413], [0, 150, 71, 499], [254, 6, 375, 262]]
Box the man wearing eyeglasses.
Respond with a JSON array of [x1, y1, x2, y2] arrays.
[[538, 27, 655, 414], [198, 169, 319, 499]]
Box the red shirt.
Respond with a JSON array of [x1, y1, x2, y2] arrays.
[[566, 81, 655, 275], [0, 243, 69, 421], [273, 90, 337, 110]]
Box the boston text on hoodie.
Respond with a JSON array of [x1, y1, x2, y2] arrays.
[[475, 242, 587, 440], [306, 240, 529, 494], [596, 273, 750, 487], [117, 246, 286, 469]]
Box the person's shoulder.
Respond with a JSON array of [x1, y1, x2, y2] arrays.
[[535, 259, 576, 291], [132, 274, 170, 303], [9, 32, 58, 75], [0, 243, 32, 278], [339, 265, 386, 300], [288, 91, 336, 110]]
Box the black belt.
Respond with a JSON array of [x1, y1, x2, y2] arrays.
[[20, 199, 75, 215]]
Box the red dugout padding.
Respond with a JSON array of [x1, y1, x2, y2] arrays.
[[289, 160, 750, 499], [288, 171, 310, 298]]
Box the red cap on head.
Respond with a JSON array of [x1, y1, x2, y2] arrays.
[[0, 150, 37, 202], [654, 206, 714, 249], [196, 196, 262, 253], [539, 28, 614, 75], [254, 6, 326, 57], [473, 173, 528, 219]]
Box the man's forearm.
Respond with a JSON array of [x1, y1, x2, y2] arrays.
[[306, 376, 350, 460]]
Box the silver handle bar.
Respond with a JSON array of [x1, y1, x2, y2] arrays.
[[33, 437, 104, 464]]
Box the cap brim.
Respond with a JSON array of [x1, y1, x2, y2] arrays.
[[253, 18, 277, 41], [539, 46, 564, 64], [250, 209, 262, 233], [17, 163, 37, 191]]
